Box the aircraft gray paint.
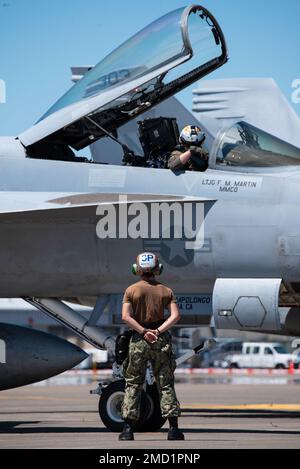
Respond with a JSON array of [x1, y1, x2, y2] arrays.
[[0, 323, 88, 390], [0, 4, 300, 417]]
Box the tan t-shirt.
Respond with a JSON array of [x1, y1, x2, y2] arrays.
[[123, 279, 177, 325]]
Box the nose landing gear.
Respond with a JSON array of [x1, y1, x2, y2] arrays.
[[94, 339, 216, 432], [98, 380, 166, 433]]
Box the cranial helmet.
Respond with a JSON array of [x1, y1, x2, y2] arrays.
[[180, 125, 206, 145], [132, 252, 163, 276]]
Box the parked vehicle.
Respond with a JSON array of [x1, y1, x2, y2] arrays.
[[201, 339, 243, 368], [223, 342, 300, 369]]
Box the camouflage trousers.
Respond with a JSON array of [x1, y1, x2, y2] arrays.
[[122, 332, 181, 421]]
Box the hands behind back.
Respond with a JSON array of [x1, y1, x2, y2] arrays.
[[143, 330, 159, 344]]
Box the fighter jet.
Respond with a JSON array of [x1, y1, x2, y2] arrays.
[[1, 4, 300, 432]]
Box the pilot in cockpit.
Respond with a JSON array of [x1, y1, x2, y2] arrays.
[[168, 125, 209, 172]]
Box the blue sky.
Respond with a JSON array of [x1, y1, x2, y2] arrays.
[[0, 0, 299, 135]]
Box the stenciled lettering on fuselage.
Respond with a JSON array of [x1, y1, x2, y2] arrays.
[[201, 175, 262, 195], [176, 295, 211, 312]]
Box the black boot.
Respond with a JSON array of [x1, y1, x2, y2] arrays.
[[167, 417, 185, 441], [119, 420, 135, 441]]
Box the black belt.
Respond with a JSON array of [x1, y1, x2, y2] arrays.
[[141, 320, 164, 330]]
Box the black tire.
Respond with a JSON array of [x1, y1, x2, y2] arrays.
[[229, 363, 239, 369], [140, 384, 166, 432], [98, 380, 150, 432], [275, 364, 286, 370]]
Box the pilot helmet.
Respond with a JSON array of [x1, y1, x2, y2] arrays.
[[180, 125, 206, 146], [132, 252, 163, 276]]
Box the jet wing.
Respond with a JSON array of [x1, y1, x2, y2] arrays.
[[0, 192, 215, 217], [18, 5, 227, 153]]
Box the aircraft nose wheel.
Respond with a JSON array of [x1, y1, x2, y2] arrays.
[[98, 380, 166, 432], [106, 390, 124, 425]]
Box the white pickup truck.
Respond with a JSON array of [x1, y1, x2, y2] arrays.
[[224, 342, 299, 369]]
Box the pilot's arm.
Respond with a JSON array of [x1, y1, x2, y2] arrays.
[[168, 148, 192, 171], [168, 146, 209, 172], [190, 146, 209, 171]]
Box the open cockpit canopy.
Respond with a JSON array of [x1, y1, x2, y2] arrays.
[[19, 4, 227, 154]]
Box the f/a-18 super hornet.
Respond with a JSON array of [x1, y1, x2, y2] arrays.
[[1, 4, 300, 432]]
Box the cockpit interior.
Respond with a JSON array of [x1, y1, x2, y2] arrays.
[[215, 121, 300, 168]]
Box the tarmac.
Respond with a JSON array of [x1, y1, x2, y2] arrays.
[[0, 380, 300, 449]]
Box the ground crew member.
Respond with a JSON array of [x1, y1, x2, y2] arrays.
[[168, 125, 209, 172], [119, 252, 184, 441]]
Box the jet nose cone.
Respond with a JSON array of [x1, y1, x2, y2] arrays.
[[61, 342, 89, 369], [48, 339, 89, 366], [0, 324, 90, 390]]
